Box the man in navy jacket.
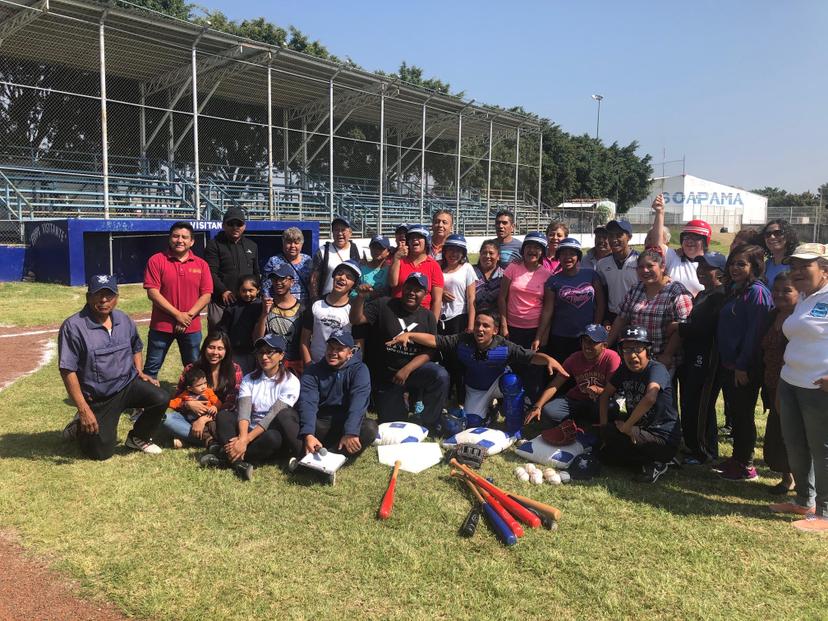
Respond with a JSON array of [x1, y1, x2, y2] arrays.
[[278, 330, 377, 458]]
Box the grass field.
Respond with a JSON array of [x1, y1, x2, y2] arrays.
[[1, 282, 826, 620]]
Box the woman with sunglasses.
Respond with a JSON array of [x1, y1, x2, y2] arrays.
[[715, 244, 773, 481], [760, 219, 799, 286]]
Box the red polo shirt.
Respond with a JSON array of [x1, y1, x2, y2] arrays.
[[392, 256, 444, 310], [144, 250, 213, 334]]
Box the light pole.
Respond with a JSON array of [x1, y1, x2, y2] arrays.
[[591, 94, 604, 140]]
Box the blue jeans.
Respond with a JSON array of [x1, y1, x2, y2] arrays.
[[778, 379, 828, 518], [162, 410, 197, 443], [143, 328, 202, 378]]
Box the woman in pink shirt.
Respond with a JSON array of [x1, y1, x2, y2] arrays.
[[498, 232, 553, 399]]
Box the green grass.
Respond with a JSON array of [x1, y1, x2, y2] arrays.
[[2, 327, 827, 620], [0, 283, 151, 327]]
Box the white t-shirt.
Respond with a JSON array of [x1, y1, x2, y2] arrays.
[[781, 282, 828, 389], [306, 297, 352, 363], [238, 371, 301, 426], [596, 250, 640, 313], [665, 248, 703, 297], [316, 242, 354, 296], [441, 262, 477, 321]]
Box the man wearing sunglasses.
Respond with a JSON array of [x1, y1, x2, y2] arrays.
[[205, 207, 261, 330]]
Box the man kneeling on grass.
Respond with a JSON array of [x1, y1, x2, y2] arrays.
[[59, 275, 168, 460], [278, 330, 378, 463], [598, 325, 681, 483]]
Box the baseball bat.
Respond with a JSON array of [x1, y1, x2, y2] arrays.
[[465, 479, 516, 546], [478, 487, 524, 538], [511, 496, 555, 530], [459, 505, 481, 537], [507, 491, 563, 522], [450, 459, 541, 528], [377, 460, 401, 520]]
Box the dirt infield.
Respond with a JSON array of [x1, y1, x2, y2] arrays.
[[0, 325, 58, 392]]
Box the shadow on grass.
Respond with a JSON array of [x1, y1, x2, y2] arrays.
[[0, 430, 136, 464]]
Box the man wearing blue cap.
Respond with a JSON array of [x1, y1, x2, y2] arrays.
[[676, 252, 728, 464], [58, 275, 168, 459], [525, 324, 621, 429], [350, 271, 449, 431], [596, 219, 639, 323], [311, 215, 360, 298], [279, 330, 377, 459]]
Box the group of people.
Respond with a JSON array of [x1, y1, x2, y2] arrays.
[[57, 203, 828, 533]]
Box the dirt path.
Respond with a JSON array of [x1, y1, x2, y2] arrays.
[[0, 316, 153, 620]]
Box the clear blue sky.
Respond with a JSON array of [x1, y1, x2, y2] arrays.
[[209, 0, 826, 193]]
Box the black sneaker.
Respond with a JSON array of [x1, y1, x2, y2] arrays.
[[638, 462, 668, 484], [234, 461, 254, 481], [199, 453, 222, 468], [206, 442, 222, 456]]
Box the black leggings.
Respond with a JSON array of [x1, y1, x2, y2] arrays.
[[719, 366, 762, 466], [215, 408, 293, 463], [600, 424, 678, 468]]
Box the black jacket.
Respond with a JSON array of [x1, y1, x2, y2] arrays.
[[204, 232, 260, 301]]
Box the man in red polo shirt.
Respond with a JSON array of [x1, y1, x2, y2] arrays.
[[143, 221, 213, 378]]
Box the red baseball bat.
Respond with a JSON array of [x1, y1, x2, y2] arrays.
[[478, 487, 524, 538], [450, 459, 541, 528], [378, 460, 401, 520]]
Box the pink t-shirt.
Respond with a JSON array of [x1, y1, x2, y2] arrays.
[[542, 256, 562, 275], [504, 263, 551, 328], [563, 348, 621, 401]]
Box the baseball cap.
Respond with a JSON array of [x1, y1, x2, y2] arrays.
[[369, 235, 391, 251], [606, 219, 633, 236], [521, 231, 548, 251], [696, 252, 727, 271], [222, 207, 246, 224], [332, 259, 362, 280], [578, 324, 609, 343], [593, 225, 608, 235], [327, 329, 355, 348], [267, 263, 295, 279], [555, 237, 583, 259], [87, 274, 118, 295], [331, 215, 352, 229], [405, 224, 430, 240], [254, 333, 286, 352], [569, 452, 601, 480], [783, 243, 828, 263], [619, 325, 651, 345], [404, 271, 429, 289], [681, 219, 712, 244], [443, 233, 468, 253], [395, 223, 409, 234]]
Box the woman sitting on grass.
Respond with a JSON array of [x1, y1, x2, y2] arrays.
[[200, 334, 301, 481], [162, 331, 242, 448]]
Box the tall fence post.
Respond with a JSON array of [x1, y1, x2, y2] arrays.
[[98, 16, 109, 219], [379, 86, 385, 234], [267, 60, 274, 218], [191, 43, 201, 219], [139, 82, 146, 173], [486, 120, 493, 237], [328, 78, 334, 222], [537, 129, 543, 230], [455, 113, 462, 221], [419, 102, 426, 224], [514, 127, 520, 212]]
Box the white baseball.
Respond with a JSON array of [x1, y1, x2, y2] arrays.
[[543, 468, 556, 481], [525, 463, 538, 473], [518, 471, 530, 482], [514, 467, 527, 478], [529, 471, 543, 485], [559, 471, 571, 483], [548, 472, 562, 485]]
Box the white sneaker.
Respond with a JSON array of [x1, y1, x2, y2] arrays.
[[62, 414, 80, 441], [125, 434, 163, 455]]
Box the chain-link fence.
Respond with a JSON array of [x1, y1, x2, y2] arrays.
[[0, 0, 545, 243], [768, 205, 826, 243]]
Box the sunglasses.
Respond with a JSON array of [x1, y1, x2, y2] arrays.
[[764, 230, 784, 239], [226, 220, 244, 227]]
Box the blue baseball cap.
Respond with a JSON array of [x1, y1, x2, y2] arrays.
[[578, 324, 609, 343], [521, 231, 548, 252], [697, 252, 727, 271], [555, 237, 583, 259], [87, 274, 118, 295], [369, 235, 391, 251], [267, 263, 295, 279], [444, 233, 468, 254], [404, 271, 429, 289], [331, 215, 352, 229], [327, 329, 355, 348], [405, 224, 430, 240], [332, 259, 362, 281], [606, 219, 633, 236], [254, 333, 287, 352]]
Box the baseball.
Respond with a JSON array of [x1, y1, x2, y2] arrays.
[[518, 471, 530, 482], [548, 472, 562, 485], [543, 467, 556, 481], [559, 471, 571, 483], [525, 463, 538, 473], [514, 466, 527, 476], [529, 471, 543, 485]]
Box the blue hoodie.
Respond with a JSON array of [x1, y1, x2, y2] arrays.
[[297, 355, 371, 438], [717, 280, 773, 371]]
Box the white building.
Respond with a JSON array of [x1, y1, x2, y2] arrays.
[[625, 174, 767, 231]]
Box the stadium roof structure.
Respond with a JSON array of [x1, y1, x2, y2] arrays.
[[0, 0, 542, 141]]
